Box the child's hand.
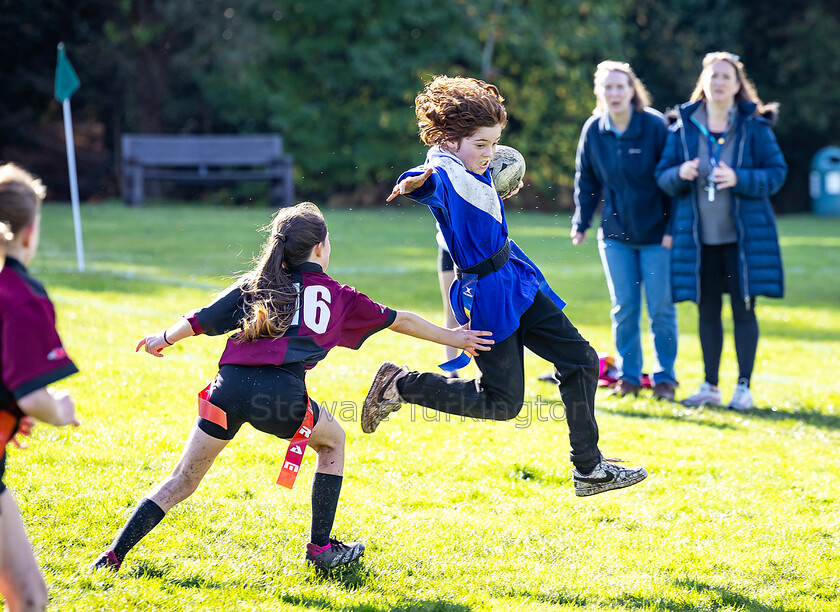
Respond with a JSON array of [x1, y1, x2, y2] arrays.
[[135, 332, 170, 358], [11, 416, 35, 449], [501, 180, 524, 199], [386, 168, 434, 202], [50, 389, 80, 427], [453, 324, 494, 356]]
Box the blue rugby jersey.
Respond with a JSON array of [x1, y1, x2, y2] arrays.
[[399, 146, 564, 343], [186, 262, 396, 370]]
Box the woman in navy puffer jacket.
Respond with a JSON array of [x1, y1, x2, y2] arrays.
[[655, 51, 787, 411]]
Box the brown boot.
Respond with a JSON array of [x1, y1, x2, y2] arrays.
[[609, 379, 641, 397], [652, 381, 676, 401]]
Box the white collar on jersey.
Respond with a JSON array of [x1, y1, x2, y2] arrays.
[[427, 146, 503, 224]]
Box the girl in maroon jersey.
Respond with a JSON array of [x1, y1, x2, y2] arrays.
[[0, 164, 80, 612], [92, 202, 492, 572]]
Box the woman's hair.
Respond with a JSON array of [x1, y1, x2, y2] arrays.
[[239, 202, 328, 342], [592, 61, 652, 114], [415, 75, 507, 146], [0, 163, 46, 236], [689, 52, 779, 119]]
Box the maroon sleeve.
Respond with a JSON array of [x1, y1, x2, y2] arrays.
[[337, 288, 397, 350], [2, 297, 78, 400]]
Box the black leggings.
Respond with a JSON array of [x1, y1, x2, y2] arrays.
[[698, 243, 758, 387], [397, 291, 601, 469]]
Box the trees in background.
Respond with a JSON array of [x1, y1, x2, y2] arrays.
[[2, 0, 838, 212]]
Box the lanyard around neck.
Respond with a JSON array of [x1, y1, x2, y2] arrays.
[[690, 116, 726, 166]]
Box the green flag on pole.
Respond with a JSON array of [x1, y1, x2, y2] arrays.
[[55, 43, 80, 102]]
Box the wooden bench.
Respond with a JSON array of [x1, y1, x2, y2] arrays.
[[121, 134, 294, 207]]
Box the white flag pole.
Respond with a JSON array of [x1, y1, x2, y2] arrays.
[[61, 97, 85, 272]]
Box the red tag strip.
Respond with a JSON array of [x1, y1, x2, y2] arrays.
[[0, 411, 18, 461], [197, 382, 227, 429], [276, 397, 314, 489]]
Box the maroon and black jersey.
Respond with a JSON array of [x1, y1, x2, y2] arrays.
[[187, 262, 397, 369], [0, 257, 78, 466]]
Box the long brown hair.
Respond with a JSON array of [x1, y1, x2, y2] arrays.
[[592, 61, 652, 114], [689, 52, 779, 119], [239, 202, 327, 341], [415, 75, 507, 145]]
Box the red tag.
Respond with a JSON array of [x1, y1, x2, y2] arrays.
[[276, 397, 314, 489], [197, 381, 227, 429], [0, 411, 18, 461]]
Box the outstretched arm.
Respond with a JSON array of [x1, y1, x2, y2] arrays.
[[388, 310, 493, 356], [386, 167, 434, 202], [135, 317, 195, 358]]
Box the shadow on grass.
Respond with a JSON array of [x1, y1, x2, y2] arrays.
[[740, 405, 840, 430], [601, 400, 840, 431], [599, 404, 738, 431], [612, 578, 800, 612], [280, 594, 473, 612]]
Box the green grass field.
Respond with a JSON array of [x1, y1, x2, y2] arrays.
[[8, 202, 840, 611]]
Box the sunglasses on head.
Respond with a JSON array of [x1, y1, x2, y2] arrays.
[[704, 52, 740, 63]]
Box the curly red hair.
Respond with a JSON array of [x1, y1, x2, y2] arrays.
[[415, 76, 507, 146]]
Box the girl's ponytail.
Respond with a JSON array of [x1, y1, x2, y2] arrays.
[[239, 203, 327, 341]]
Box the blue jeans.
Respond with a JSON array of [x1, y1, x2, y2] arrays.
[[598, 234, 678, 386]]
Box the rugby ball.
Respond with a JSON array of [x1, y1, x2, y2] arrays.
[[489, 145, 526, 198]]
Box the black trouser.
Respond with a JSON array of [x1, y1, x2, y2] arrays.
[[698, 243, 758, 386], [397, 291, 601, 469]]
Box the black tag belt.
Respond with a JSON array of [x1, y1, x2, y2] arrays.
[[455, 241, 511, 281]]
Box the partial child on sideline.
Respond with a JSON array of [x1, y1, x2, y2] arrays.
[[0, 164, 81, 612]]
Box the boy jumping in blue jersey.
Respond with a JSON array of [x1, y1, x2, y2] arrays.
[[362, 76, 647, 497]]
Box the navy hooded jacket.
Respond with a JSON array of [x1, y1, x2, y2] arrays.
[[573, 108, 670, 245], [655, 100, 787, 304]]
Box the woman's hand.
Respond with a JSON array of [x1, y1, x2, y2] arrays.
[[452, 324, 494, 356], [135, 332, 171, 358], [711, 161, 738, 189], [386, 168, 434, 202], [662, 234, 673, 249], [679, 158, 701, 181], [571, 230, 586, 246]]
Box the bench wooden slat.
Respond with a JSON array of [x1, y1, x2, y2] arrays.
[[121, 134, 294, 207]]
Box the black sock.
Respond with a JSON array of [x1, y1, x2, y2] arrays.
[[310, 473, 343, 547], [110, 498, 166, 562]]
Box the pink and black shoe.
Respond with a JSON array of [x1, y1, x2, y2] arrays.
[[305, 538, 364, 571], [90, 550, 121, 572]]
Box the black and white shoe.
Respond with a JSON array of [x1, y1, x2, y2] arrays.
[[306, 538, 364, 571], [361, 362, 408, 434], [572, 455, 647, 497]]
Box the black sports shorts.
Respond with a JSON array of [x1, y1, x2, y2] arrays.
[[197, 364, 321, 441], [437, 247, 455, 273]]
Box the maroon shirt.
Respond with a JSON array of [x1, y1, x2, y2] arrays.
[[1, 257, 78, 460], [187, 263, 397, 369]]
